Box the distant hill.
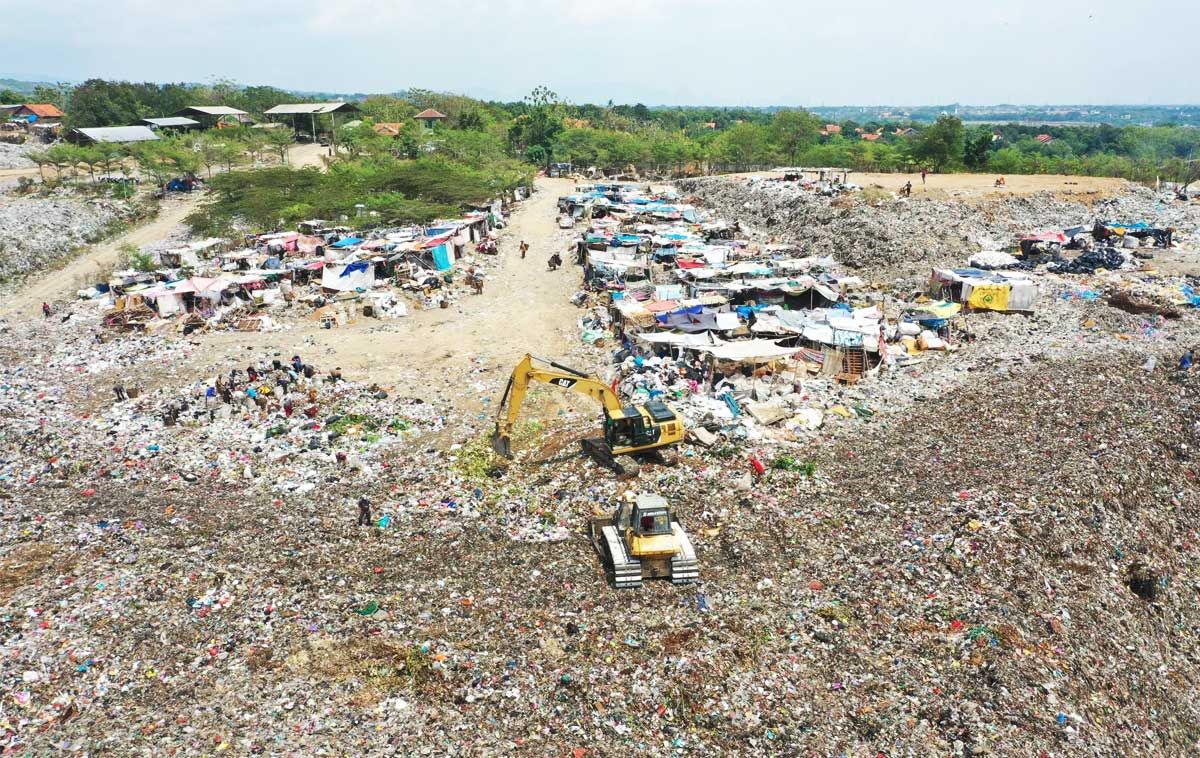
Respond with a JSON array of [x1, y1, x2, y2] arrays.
[[0, 77, 54, 95]]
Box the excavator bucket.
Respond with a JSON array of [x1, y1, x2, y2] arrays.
[[491, 426, 513, 458]]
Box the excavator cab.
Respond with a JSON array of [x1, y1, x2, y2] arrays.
[[603, 400, 677, 454], [604, 408, 658, 450]]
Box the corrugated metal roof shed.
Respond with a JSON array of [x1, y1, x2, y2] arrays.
[[74, 126, 161, 143], [143, 117, 200, 128], [264, 102, 360, 115], [176, 106, 248, 116]]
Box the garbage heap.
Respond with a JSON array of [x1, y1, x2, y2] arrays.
[[677, 177, 1200, 275]]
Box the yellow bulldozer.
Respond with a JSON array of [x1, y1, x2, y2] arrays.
[[491, 353, 685, 476], [589, 492, 699, 588]]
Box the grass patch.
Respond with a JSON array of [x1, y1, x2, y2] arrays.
[[861, 186, 892, 204], [287, 638, 435, 705], [770, 455, 817, 477], [0, 543, 75, 603]]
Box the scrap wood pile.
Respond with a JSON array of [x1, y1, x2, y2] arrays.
[[102, 301, 155, 330]]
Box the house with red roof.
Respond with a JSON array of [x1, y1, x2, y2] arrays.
[[6, 103, 64, 121], [415, 108, 447, 129]]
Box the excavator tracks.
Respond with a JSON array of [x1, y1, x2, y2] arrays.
[[580, 438, 640, 477]]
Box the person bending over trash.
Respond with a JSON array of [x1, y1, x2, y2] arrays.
[[1180, 349, 1195, 371]]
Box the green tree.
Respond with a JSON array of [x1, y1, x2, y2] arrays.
[[524, 145, 547, 165], [711, 122, 774, 166], [25, 149, 50, 181], [31, 83, 71, 112], [134, 140, 196, 194], [360, 95, 419, 124], [45, 144, 82, 179], [911, 115, 964, 171], [455, 109, 485, 131], [508, 85, 563, 166], [264, 127, 295, 164], [770, 110, 822, 164], [963, 130, 992, 170]]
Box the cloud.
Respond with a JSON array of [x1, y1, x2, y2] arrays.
[[3, 0, 1197, 104]]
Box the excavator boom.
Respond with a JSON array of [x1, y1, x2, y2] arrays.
[[492, 354, 625, 457]]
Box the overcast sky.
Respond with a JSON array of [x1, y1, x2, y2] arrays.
[[3, 0, 1197, 105]]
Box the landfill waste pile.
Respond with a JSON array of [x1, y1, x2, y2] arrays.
[[0, 194, 136, 281], [678, 176, 1200, 276], [0, 141, 38, 170], [5, 176, 1200, 755]]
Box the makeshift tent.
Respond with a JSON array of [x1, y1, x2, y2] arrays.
[[700, 339, 799, 361], [930, 268, 1037, 312], [322, 261, 374, 291]]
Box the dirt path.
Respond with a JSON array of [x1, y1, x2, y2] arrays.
[[192, 177, 583, 398], [0, 166, 40, 181], [736, 169, 1132, 198]]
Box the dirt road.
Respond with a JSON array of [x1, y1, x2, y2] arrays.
[[742, 169, 1131, 198], [0, 194, 203, 318], [0, 166, 41, 181]]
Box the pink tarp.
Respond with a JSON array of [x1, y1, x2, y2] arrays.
[[1021, 231, 1068, 243], [141, 277, 228, 299]]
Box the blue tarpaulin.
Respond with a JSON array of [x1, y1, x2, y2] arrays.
[[339, 260, 370, 277], [432, 243, 452, 271], [735, 304, 769, 320], [655, 305, 703, 324], [331, 237, 363, 249]]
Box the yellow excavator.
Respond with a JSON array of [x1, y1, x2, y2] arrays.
[[491, 354, 685, 476]]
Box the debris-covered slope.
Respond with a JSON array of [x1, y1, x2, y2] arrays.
[[678, 177, 1200, 276]]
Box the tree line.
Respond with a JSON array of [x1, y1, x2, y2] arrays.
[[24, 128, 297, 193], [8, 79, 294, 128], [19, 78, 1199, 186]]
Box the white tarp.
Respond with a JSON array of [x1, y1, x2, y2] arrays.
[[698, 338, 799, 361], [636, 332, 726, 348], [322, 263, 375, 292]]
